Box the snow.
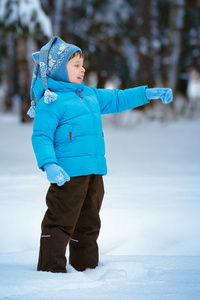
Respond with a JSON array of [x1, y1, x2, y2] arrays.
[[19, 0, 53, 37], [0, 112, 200, 299], [0, 0, 52, 37], [187, 69, 200, 100]]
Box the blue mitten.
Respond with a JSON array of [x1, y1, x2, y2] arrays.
[[145, 88, 173, 104], [43, 163, 70, 186]]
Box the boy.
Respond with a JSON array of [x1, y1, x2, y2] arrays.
[[28, 36, 172, 273]]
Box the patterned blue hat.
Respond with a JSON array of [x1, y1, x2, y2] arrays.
[[27, 36, 82, 118]]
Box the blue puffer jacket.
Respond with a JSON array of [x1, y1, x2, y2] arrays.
[[32, 76, 149, 177]]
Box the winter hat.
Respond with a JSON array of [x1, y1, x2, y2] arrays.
[[27, 36, 82, 118]]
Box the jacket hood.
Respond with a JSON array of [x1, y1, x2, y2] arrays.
[[33, 76, 84, 102]]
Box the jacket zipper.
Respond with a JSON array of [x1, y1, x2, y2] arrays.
[[69, 132, 72, 141], [78, 90, 83, 98]]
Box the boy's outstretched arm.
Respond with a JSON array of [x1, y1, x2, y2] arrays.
[[94, 86, 173, 115]]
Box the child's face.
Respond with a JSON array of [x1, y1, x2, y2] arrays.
[[66, 55, 85, 84]]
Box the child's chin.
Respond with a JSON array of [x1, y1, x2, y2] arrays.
[[70, 79, 82, 84]]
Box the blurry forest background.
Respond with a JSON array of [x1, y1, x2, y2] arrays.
[[0, 0, 200, 122]]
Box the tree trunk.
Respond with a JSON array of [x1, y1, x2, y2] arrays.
[[135, 0, 159, 87], [165, 0, 185, 92], [16, 35, 30, 122], [4, 33, 15, 111], [96, 72, 107, 89], [53, 0, 64, 35]]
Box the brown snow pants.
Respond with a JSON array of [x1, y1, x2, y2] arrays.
[[37, 174, 104, 273]]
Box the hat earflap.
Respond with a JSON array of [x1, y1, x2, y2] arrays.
[[27, 37, 59, 118], [39, 37, 58, 104], [27, 56, 40, 118]]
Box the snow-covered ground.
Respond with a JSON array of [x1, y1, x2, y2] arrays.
[[0, 112, 200, 299]]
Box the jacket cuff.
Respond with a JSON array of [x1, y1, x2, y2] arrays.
[[141, 85, 149, 104]]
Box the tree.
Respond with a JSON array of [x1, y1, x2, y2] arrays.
[[40, 0, 134, 88], [165, 0, 186, 93], [0, 0, 52, 121], [134, 0, 159, 87], [1, 0, 200, 121]]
